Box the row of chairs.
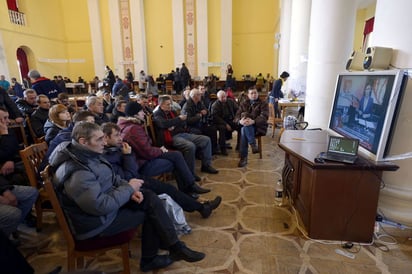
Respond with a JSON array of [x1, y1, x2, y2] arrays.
[[19, 142, 134, 273]]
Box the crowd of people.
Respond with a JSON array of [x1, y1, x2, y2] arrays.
[[0, 65, 279, 272]]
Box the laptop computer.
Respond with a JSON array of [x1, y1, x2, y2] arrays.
[[319, 136, 359, 164]]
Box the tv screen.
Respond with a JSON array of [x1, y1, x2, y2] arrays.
[[328, 69, 407, 162]]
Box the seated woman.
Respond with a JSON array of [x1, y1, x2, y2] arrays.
[[43, 104, 71, 143], [117, 102, 209, 198]]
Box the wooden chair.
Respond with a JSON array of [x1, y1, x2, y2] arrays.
[[19, 142, 50, 231], [146, 114, 157, 146], [256, 135, 263, 159], [40, 165, 136, 273], [165, 80, 173, 94], [25, 117, 44, 144], [267, 103, 283, 138], [8, 122, 28, 148]]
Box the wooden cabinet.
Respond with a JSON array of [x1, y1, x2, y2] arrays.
[[279, 130, 398, 243]]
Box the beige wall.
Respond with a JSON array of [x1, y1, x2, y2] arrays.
[[0, 0, 96, 81], [233, 0, 280, 79]]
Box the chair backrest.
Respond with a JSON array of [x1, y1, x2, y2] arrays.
[[19, 142, 48, 188], [25, 116, 44, 144], [146, 114, 157, 146], [40, 165, 76, 251], [8, 122, 28, 148]]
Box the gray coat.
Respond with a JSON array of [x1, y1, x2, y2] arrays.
[[49, 141, 135, 240]]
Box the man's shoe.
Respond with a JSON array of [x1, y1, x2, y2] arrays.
[[199, 196, 222, 218], [238, 157, 248, 167], [250, 144, 259, 154], [220, 148, 228, 156], [201, 165, 219, 174], [194, 174, 201, 182], [191, 183, 211, 194], [140, 255, 174, 272], [225, 143, 233, 149], [169, 243, 205, 262]]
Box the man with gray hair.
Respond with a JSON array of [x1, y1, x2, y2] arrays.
[[28, 69, 62, 99], [211, 90, 239, 155], [182, 88, 218, 155], [85, 96, 109, 125]]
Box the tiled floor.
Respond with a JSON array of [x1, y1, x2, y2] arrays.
[[19, 132, 412, 273]]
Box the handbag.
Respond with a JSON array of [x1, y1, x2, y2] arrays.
[[158, 194, 191, 236]]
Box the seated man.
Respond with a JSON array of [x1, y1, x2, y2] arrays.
[[0, 106, 28, 186], [234, 86, 269, 167], [49, 122, 205, 272], [118, 102, 209, 197], [42, 110, 95, 170], [15, 89, 38, 117], [211, 90, 240, 155], [30, 95, 51, 137], [153, 96, 218, 179], [0, 184, 38, 244], [102, 122, 221, 218], [85, 96, 110, 125], [0, 87, 24, 124], [182, 88, 218, 155], [0, 106, 38, 243]]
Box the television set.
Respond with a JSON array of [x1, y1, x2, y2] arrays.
[[328, 69, 408, 162]]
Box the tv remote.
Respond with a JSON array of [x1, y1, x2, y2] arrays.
[[335, 249, 355, 259]]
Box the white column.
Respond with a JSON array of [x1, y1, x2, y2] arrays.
[[108, 0, 122, 76], [221, 0, 232, 79], [278, 0, 292, 75], [305, 0, 357, 128], [130, 0, 147, 74], [370, 0, 412, 226], [196, 0, 208, 78], [288, 0, 311, 97], [172, 0, 185, 67], [87, 0, 105, 78]]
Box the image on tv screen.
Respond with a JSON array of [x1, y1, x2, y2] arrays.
[[330, 74, 395, 154]]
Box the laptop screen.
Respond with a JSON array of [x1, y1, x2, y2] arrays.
[[328, 136, 359, 156]]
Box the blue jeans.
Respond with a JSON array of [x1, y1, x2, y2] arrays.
[[172, 133, 212, 174], [139, 151, 195, 191], [0, 185, 38, 236], [239, 125, 256, 158]]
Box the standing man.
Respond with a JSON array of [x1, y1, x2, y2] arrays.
[[126, 68, 134, 88], [28, 70, 62, 99], [0, 75, 10, 92], [235, 87, 269, 167], [269, 71, 289, 118], [180, 63, 191, 89], [49, 122, 205, 272]]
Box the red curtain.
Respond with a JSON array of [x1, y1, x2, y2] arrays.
[[17, 48, 29, 81], [363, 17, 374, 39], [7, 0, 18, 11]]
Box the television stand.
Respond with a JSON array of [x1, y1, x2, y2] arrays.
[[279, 130, 399, 242]]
